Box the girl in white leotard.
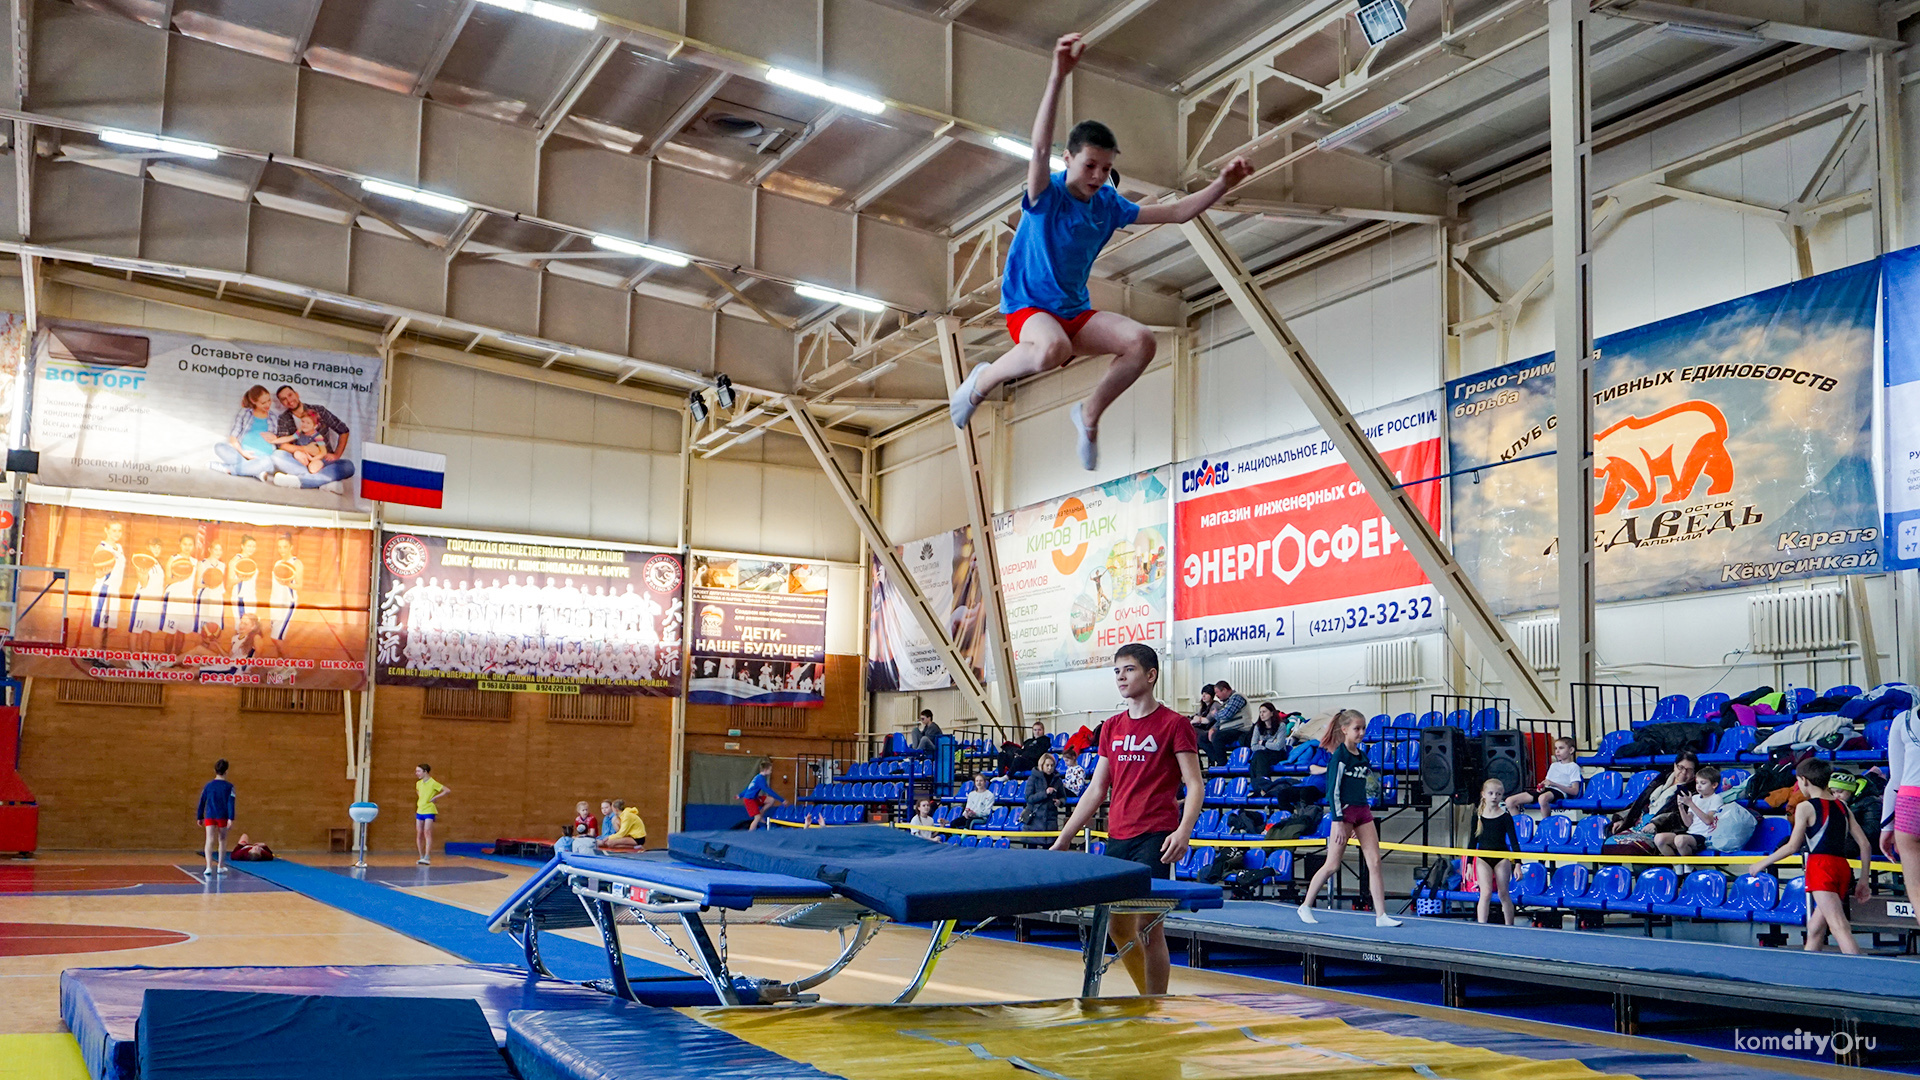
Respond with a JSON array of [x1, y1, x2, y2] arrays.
[[1880, 705, 1920, 929]]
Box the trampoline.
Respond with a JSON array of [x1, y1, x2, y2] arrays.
[[487, 827, 1222, 1005]]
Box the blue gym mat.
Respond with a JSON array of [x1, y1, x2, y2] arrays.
[[320, 865, 509, 887], [1174, 903, 1920, 1001], [231, 859, 700, 988]]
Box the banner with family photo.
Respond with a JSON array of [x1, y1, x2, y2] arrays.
[[1884, 248, 1920, 569], [31, 318, 381, 511], [8, 503, 371, 688], [1173, 393, 1445, 657], [374, 531, 684, 696], [868, 525, 988, 692], [993, 467, 1171, 676], [689, 554, 828, 707], [1447, 260, 1881, 614]]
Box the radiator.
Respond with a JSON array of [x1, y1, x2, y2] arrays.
[[1020, 676, 1057, 714], [1363, 639, 1421, 687], [1226, 655, 1272, 698], [1513, 617, 1560, 671], [1749, 588, 1849, 653]]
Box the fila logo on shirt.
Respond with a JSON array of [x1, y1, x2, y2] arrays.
[[1111, 734, 1159, 753]]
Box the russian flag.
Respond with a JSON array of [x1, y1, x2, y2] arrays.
[[360, 442, 446, 508]]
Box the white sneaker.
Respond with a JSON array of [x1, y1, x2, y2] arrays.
[[1296, 903, 1318, 924], [1375, 913, 1402, 927], [216, 864, 229, 875], [416, 857, 429, 865], [948, 364, 989, 428], [324, 480, 346, 495], [208, 462, 232, 474], [271, 473, 302, 489], [1070, 403, 1098, 471]]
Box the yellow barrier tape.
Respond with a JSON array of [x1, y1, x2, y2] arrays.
[[769, 816, 1904, 872]]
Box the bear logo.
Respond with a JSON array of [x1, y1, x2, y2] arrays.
[[1592, 400, 1734, 514]]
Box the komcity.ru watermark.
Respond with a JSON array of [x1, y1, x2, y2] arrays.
[[1733, 1028, 1876, 1059]]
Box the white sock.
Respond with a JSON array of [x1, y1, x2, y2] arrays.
[[1296, 902, 1318, 924]]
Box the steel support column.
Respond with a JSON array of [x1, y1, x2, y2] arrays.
[[1180, 215, 1553, 717], [934, 316, 1022, 730], [781, 398, 1003, 728], [1549, 0, 1596, 728]]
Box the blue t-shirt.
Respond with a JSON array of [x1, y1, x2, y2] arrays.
[[739, 774, 780, 802], [196, 778, 235, 821], [999, 172, 1140, 318]]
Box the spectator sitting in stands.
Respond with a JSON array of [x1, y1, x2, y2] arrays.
[[1675, 765, 1723, 857], [1190, 685, 1219, 761], [961, 772, 997, 829], [1609, 751, 1698, 852], [909, 798, 938, 839], [1505, 736, 1582, 815], [1246, 703, 1289, 797], [910, 709, 942, 754], [1197, 681, 1249, 765], [1000, 721, 1053, 777], [1023, 752, 1067, 838]]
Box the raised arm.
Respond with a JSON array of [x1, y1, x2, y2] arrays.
[[1028, 35, 1082, 204], [1132, 157, 1254, 226]]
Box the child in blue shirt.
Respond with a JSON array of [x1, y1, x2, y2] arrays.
[[949, 33, 1250, 470], [196, 759, 236, 876], [740, 759, 785, 831]]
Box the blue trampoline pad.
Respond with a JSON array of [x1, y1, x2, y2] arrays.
[[61, 965, 611, 1080], [509, 1005, 849, 1080], [669, 826, 1153, 922], [138, 989, 513, 1080]]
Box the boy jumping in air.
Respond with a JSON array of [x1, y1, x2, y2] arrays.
[[1050, 643, 1204, 994], [950, 33, 1251, 470]]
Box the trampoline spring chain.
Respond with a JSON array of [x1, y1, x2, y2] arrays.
[[1098, 911, 1172, 978], [937, 917, 999, 955], [635, 912, 711, 977], [717, 909, 729, 970]]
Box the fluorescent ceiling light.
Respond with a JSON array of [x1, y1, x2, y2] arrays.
[[93, 257, 187, 278], [1315, 102, 1409, 151], [1355, 0, 1409, 48], [765, 68, 885, 115], [1657, 21, 1764, 46], [478, 0, 597, 30], [991, 136, 1067, 172], [590, 234, 691, 267], [500, 333, 577, 355], [854, 359, 897, 384], [361, 177, 470, 214], [98, 128, 219, 160], [795, 283, 887, 313]]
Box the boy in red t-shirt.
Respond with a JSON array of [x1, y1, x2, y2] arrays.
[[1050, 643, 1203, 994]]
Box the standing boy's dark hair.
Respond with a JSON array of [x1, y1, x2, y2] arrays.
[[417, 763, 431, 773], [1114, 642, 1158, 673], [1067, 120, 1118, 155], [1796, 757, 1833, 787], [757, 758, 773, 772], [214, 759, 228, 775]]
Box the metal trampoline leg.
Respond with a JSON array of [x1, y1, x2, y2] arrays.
[[1081, 905, 1112, 998], [893, 920, 955, 1003], [1612, 990, 1637, 1035], [520, 920, 555, 978], [588, 899, 637, 1002], [678, 913, 742, 1005]]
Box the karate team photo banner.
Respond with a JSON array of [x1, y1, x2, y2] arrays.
[[1448, 260, 1882, 614], [994, 467, 1171, 676], [374, 531, 684, 696], [868, 525, 989, 692], [31, 318, 381, 512], [1173, 393, 1445, 657], [11, 503, 371, 688], [689, 555, 828, 708]]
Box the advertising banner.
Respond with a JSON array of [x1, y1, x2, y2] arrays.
[[994, 467, 1171, 676], [1447, 260, 1882, 613], [1173, 393, 1445, 657], [867, 526, 988, 692], [374, 531, 683, 696], [1885, 248, 1920, 569], [689, 555, 828, 707], [9, 503, 370, 688], [32, 318, 381, 512]]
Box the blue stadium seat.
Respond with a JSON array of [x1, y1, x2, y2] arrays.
[[1722, 767, 1751, 791], [1538, 814, 1578, 853], [1227, 778, 1252, 806], [1699, 873, 1756, 921], [1365, 715, 1388, 740], [1622, 867, 1676, 914], [1573, 815, 1611, 854], [1445, 709, 1471, 729], [1746, 815, 1794, 854], [1418, 711, 1443, 728], [1770, 877, 1807, 925], [1560, 769, 1618, 811], [1692, 692, 1731, 719], [1701, 725, 1757, 763], [1545, 864, 1591, 907], [1513, 813, 1540, 852], [1671, 870, 1728, 918], [1652, 694, 1690, 720], [1787, 687, 1817, 712], [1472, 708, 1501, 734], [1621, 769, 1659, 804], [1569, 864, 1632, 911], [1512, 862, 1550, 904], [1391, 712, 1417, 730], [1227, 747, 1250, 773], [1582, 729, 1633, 766], [1309, 814, 1333, 840], [1837, 719, 1892, 761], [1823, 685, 1861, 700], [1205, 777, 1229, 801], [1727, 873, 1781, 921]]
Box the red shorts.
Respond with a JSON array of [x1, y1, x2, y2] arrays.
[[742, 797, 766, 816], [1803, 853, 1852, 895], [200, 819, 229, 829], [1006, 307, 1096, 343], [1340, 805, 1374, 827]]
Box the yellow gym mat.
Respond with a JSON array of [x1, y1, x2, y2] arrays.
[[0, 1034, 89, 1080], [688, 996, 1639, 1080]]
